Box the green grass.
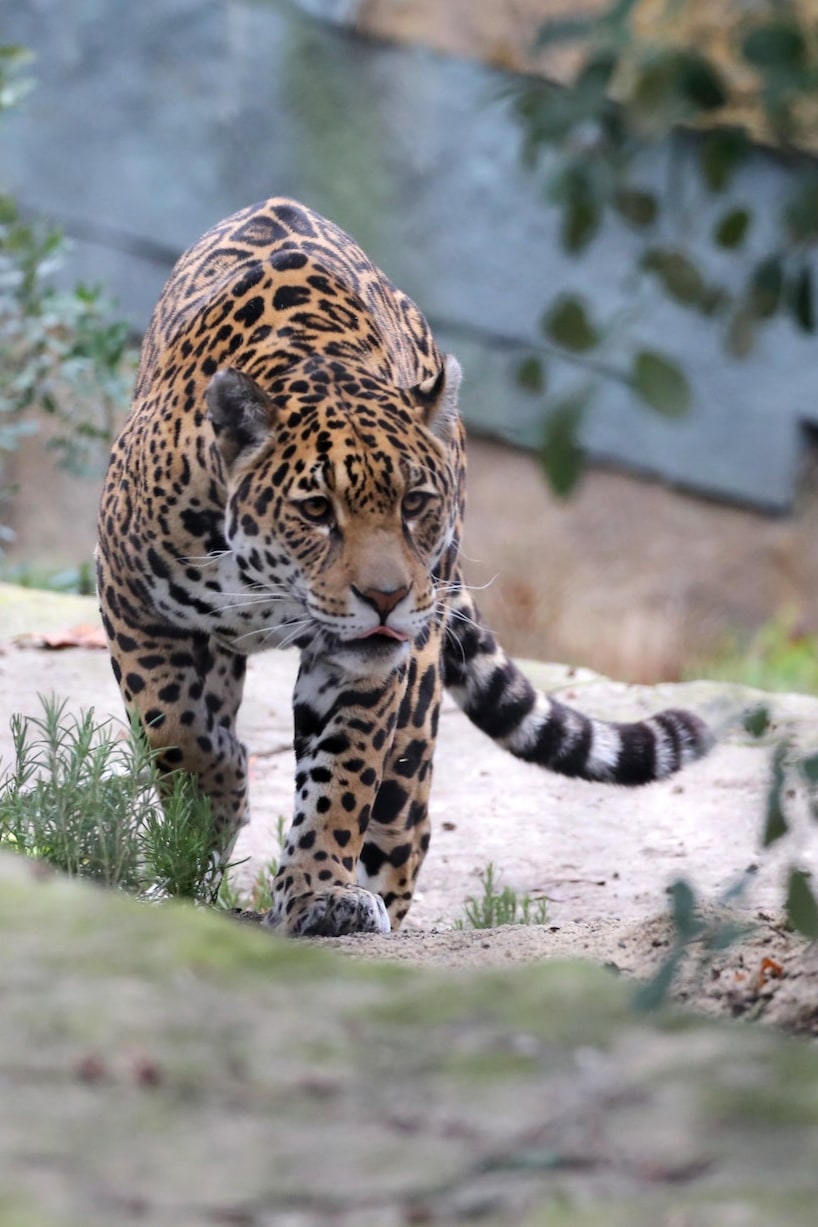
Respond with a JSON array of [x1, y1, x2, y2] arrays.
[[455, 862, 549, 929], [687, 615, 818, 696]]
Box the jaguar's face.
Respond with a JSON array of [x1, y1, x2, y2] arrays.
[[206, 355, 462, 668]]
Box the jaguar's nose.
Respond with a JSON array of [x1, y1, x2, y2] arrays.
[[352, 584, 411, 619]]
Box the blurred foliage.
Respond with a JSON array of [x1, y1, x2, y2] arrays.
[[637, 703, 818, 1010], [687, 613, 818, 695], [509, 0, 818, 495], [753, 705, 818, 940], [0, 559, 95, 595], [638, 631, 818, 1011], [0, 45, 135, 548]]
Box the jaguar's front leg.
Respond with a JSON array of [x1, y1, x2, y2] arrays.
[[264, 655, 404, 936], [357, 631, 443, 929]]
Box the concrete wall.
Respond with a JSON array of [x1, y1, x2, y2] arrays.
[[1, 0, 815, 510]]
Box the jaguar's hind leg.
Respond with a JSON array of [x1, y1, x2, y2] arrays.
[[99, 594, 249, 869]]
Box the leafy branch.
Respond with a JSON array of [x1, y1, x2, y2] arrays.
[[0, 44, 136, 544], [509, 0, 818, 494], [636, 703, 818, 1012]]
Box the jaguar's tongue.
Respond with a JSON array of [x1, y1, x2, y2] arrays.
[[356, 626, 409, 642]]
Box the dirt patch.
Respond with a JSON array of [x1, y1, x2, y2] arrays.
[[227, 910, 817, 1040]]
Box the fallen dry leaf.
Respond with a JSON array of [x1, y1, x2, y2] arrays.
[[14, 623, 108, 651], [755, 955, 785, 991]]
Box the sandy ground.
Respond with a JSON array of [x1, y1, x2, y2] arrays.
[[1, 583, 817, 1038]]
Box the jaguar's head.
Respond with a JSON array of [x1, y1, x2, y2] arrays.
[[206, 353, 463, 671]]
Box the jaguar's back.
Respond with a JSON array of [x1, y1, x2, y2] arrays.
[[135, 197, 442, 400]]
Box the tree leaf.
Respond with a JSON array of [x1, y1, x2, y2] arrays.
[[699, 128, 748, 193], [633, 50, 726, 123], [632, 949, 683, 1012], [669, 879, 702, 941], [763, 743, 789, 847], [714, 207, 751, 249], [676, 52, 728, 112], [743, 705, 771, 738], [799, 751, 818, 787], [544, 296, 599, 352], [601, 0, 640, 33], [614, 188, 657, 228], [788, 265, 815, 333], [726, 308, 756, 357], [632, 53, 678, 120], [784, 178, 818, 244], [641, 247, 706, 307], [535, 18, 594, 48], [561, 195, 601, 253], [631, 351, 690, 416], [699, 285, 730, 317], [576, 51, 618, 100], [785, 868, 818, 939], [748, 256, 784, 319], [0, 193, 19, 224], [540, 391, 589, 497], [516, 356, 546, 395], [742, 22, 807, 71]]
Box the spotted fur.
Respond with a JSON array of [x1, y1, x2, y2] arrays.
[[97, 197, 711, 936]]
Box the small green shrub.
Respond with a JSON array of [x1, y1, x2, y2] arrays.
[[456, 862, 549, 929], [0, 695, 221, 902]]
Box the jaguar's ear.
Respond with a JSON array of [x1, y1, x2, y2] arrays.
[[412, 354, 462, 442], [206, 368, 275, 469]]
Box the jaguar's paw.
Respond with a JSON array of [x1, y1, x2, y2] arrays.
[[263, 883, 391, 937]]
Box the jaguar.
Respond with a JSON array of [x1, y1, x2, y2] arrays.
[[97, 196, 710, 936]]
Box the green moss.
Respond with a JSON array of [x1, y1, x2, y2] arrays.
[[520, 1189, 818, 1227], [0, 1198, 66, 1227], [0, 862, 335, 982], [370, 961, 630, 1043]]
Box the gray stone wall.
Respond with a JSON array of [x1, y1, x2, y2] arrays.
[[1, 0, 814, 509]]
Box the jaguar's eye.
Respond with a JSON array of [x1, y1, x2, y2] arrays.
[[296, 495, 334, 525], [402, 490, 433, 518]]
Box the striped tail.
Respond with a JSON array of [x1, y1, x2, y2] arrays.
[[442, 593, 710, 785]]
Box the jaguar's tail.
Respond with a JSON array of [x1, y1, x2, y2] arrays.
[[441, 590, 710, 785]]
